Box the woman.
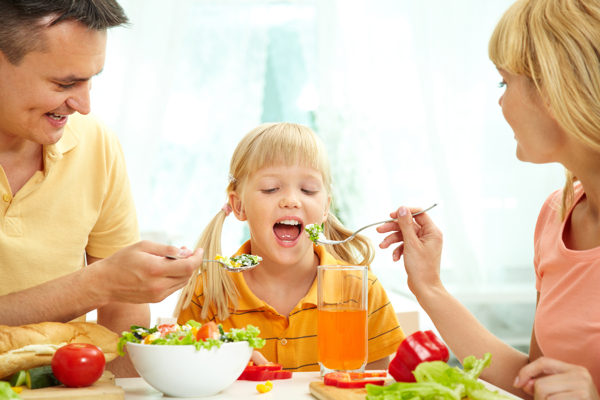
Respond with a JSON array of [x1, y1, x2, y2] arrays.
[[378, 0, 600, 398]]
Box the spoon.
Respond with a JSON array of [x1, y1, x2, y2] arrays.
[[314, 203, 438, 246], [165, 256, 259, 273]]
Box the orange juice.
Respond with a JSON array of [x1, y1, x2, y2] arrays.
[[318, 307, 367, 370]]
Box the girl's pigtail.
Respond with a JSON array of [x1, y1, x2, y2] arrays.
[[173, 209, 239, 321], [323, 213, 375, 267], [560, 169, 578, 222]]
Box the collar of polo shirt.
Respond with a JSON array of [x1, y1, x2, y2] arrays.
[[229, 241, 346, 312]]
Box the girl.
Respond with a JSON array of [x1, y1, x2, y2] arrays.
[[176, 122, 405, 372], [379, 0, 600, 398]]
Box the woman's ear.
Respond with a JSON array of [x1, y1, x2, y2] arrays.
[[228, 191, 247, 221], [322, 194, 332, 223]]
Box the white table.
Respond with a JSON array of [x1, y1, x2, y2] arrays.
[[116, 372, 521, 399]]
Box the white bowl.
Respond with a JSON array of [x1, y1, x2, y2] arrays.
[[127, 341, 253, 397]]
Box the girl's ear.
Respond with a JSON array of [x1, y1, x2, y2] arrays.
[[322, 193, 332, 223], [228, 191, 247, 221]]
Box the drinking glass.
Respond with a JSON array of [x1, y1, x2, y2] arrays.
[[317, 265, 368, 376]]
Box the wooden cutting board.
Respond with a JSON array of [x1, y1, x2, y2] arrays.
[[19, 371, 124, 399], [309, 378, 396, 400], [309, 381, 370, 400]]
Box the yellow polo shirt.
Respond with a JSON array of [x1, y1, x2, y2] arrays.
[[178, 241, 405, 371], [0, 113, 140, 300]]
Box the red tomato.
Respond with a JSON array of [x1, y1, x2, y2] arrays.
[[51, 343, 106, 387], [158, 324, 178, 335], [196, 321, 219, 341]]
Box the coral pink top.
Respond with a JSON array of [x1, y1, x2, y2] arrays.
[[534, 184, 600, 387]]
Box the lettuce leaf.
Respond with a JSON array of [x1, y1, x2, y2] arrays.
[[368, 354, 513, 400], [366, 382, 462, 400], [463, 353, 493, 380], [0, 382, 22, 399]]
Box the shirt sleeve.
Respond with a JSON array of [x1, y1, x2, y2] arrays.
[[86, 125, 140, 258], [366, 273, 405, 363]]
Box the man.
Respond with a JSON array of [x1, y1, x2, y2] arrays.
[[0, 1, 202, 377]]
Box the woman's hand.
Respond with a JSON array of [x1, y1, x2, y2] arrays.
[[377, 206, 444, 297], [514, 357, 599, 399], [251, 351, 270, 365]]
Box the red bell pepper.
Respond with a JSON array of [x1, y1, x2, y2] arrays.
[[424, 330, 449, 362], [323, 372, 387, 389], [389, 330, 449, 383], [237, 363, 293, 381]]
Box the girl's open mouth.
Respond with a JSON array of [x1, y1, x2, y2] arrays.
[[273, 219, 303, 245]]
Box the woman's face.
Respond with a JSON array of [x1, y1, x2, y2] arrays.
[[498, 69, 567, 164], [229, 163, 331, 267]]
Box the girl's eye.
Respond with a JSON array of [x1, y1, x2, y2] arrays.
[[59, 83, 76, 90], [302, 189, 318, 195], [261, 188, 277, 194], [498, 81, 507, 88]]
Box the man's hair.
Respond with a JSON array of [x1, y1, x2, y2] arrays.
[[0, 0, 129, 65]]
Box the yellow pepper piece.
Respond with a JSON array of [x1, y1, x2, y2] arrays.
[[256, 382, 273, 393], [12, 387, 23, 394]]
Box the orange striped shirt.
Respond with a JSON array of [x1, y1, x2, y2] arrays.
[[177, 241, 405, 371]]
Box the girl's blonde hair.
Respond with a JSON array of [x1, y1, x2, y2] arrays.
[[174, 123, 375, 321], [488, 0, 600, 220]]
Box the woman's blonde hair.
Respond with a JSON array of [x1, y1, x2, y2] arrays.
[[174, 123, 375, 321], [489, 0, 600, 220]]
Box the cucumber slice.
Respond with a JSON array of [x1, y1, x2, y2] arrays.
[[9, 370, 26, 387], [26, 366, 61, 389]]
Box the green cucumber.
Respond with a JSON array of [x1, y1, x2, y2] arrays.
[[26, 366, 61, 389], [9, 370, 26, 387]]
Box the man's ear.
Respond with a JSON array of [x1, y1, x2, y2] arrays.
[[322, 194, 332, 223], [228, 191, 247, 221]]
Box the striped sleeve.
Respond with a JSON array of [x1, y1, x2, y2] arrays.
[[366, 275, 405, 362]]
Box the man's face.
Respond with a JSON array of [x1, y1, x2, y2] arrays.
[[0, 20, 107, 146]]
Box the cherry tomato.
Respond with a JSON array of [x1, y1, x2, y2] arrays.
[[196, 321, 219, 341], [51, 343, 105, 387]]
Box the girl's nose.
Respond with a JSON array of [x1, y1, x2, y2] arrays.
[[279, 190, 301, 208]]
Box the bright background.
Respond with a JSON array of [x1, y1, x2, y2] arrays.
[[89, 0, 565, 357]]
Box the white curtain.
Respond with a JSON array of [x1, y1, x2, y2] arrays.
[[91, 0, 564, 349]]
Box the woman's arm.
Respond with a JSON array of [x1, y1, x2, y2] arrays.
[[377, 206, 531, 398]]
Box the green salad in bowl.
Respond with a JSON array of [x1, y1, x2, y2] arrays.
[[118, 320, 265, 355], [120, 321, 266, 397]]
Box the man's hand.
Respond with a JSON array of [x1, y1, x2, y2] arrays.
[[93, 241, 203, 304], [514, 357, 599, 399]]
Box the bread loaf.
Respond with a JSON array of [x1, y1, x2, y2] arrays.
[[0, 322, 119, 379]]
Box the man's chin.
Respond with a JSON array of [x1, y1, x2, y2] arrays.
[[39, 127, 66, 146]]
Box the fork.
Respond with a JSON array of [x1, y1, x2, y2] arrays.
[[165, 256, 258, 273], [315, 203, 438, 245]]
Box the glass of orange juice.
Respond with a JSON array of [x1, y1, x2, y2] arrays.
[[317, 265, 368, 376]]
